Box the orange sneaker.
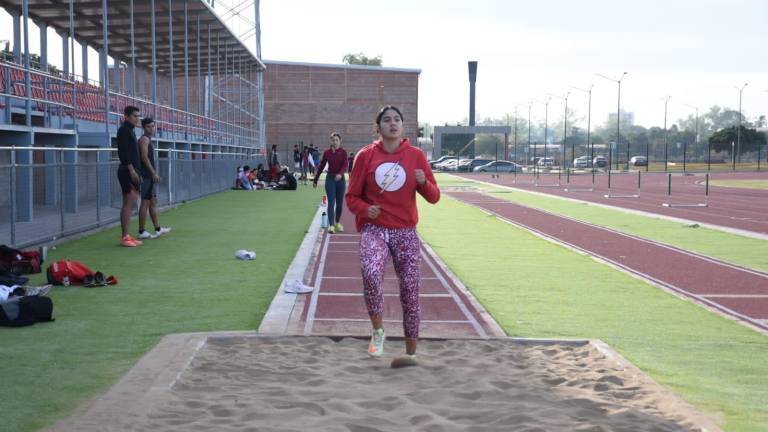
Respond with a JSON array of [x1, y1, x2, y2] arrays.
[[121, 234, 140, 247]]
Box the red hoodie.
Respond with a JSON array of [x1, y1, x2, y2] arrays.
[[346, 139, 440, 231]]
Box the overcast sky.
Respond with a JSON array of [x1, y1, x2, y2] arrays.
[[253, 0, 767, 129], [2, 0, 765, 131]]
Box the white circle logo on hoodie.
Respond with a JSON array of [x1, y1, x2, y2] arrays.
[[375, 162, 406, 193]]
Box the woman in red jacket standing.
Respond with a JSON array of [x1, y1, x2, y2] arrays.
[[346, 106, 440, 368], [313, 133, 348, 233]]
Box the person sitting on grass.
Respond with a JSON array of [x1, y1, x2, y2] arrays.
[[239, 165, 253, 190], [275, 167, 298, 190]]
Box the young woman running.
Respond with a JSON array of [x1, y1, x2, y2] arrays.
[[313, 133, 348, 233], [346, 106, 440, 367]]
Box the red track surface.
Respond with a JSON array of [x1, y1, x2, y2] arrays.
[[456, 171, 768, 235], [447, 191, 768, 332], [297, 205, 503, 339]]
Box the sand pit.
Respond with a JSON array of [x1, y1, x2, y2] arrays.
[[49, 335, 719, 431]]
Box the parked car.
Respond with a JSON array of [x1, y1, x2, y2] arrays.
[[429, 155, 456, 169], [537, 157, 555, 167], [435, 159, 459, 171], [592, 155, 607, 168], [630, 155, 648, 166], [573, 156, 591, 168], [474, 160, 522, 173], [457, 158, 494, 172]]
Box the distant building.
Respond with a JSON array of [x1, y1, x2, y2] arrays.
[[263, 60, 420, 155], [608, 111, 635, 126]]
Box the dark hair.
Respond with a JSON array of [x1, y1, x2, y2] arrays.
[[375, 105, 404, 125], [243, 165, 251, 171], [256, 163, 263, 170], [124, 105, 139, 116], [141, 117, 154, 127], [330, 133, 342, 141]]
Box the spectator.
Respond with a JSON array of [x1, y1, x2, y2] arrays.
[[116, 106, 143, 247], [239, 165, 253, 190], [313, 133, 348, 233], [137, 117, 172, 240], [276, 167, 298, 190], [293, 144, 301, 171]]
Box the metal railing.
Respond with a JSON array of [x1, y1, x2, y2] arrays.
[[1, 146, 260, 248]]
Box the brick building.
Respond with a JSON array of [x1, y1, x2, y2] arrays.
[[263, 60, 420, 158]]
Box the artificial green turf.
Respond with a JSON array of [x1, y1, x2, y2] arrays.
[[0, 187, 322, 432], [436, 173, 768, 273], [417, 196, 768, 432], [709, 179, 768, 190]]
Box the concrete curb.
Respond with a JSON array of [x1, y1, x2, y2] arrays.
[[257, 204, 324, 334]]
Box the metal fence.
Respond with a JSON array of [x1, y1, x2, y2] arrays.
[[1, 146, 259, 248]]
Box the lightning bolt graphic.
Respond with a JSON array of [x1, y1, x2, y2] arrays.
[[379, 161, 402, 194]]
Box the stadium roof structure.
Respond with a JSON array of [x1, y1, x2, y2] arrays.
[[0, 0, 265, 74]]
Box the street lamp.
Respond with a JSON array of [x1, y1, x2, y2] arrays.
[[527, 101, 533, 173], [663, 95, 671, 171], [532, 97, 552, 177], [683, 103, 699, 172], [596, 72, 628, 171], [548, 92, 570, 171], [569, 84, 594, 169], [734, 83, 748, 168]]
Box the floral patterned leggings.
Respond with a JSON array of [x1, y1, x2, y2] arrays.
[[360, 224, 421, 339]]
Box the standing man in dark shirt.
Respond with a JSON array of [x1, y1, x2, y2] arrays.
[[137, 117, 172, 240], [116, 106, 143, 247]]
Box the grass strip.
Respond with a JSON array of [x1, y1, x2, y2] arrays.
[[0, 187, 321, 432], [709, 179, 768, 190], [418, 196, 768, 432]]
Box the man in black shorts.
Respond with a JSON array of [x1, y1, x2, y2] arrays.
[[116, 106, 143, 247], [137, 117, 171, 240]]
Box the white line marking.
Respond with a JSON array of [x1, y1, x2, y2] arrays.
[[318, 292, 452, 297], [701, 294, 768, 299], [322, 276, 440, 280], [421, 249, 488, 338], [304, 233, 330, 336], [312, 318, 473, 324]]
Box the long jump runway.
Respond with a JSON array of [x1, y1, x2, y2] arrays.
[[457, 171, 768, 235], [289, 205, 505, 339], [446, 190, 768, 333]]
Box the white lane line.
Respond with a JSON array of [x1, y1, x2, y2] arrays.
[[304, 233, 330, 336], [421, 248, 488, 338], [702, 294, 768, 299]]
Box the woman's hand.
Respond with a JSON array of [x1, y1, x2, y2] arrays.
[[367, 205, 381, 219], [335, 174, 342, 181], [414, 169, 426, 185]]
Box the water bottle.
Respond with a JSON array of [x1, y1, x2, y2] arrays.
[[321, 211, 328, 228]]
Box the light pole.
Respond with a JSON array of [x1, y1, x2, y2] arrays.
[[663, 95, 671, 171], [528, 102, 533, 174], [570, 84, 593, 169], [548, 92, 570, 169], [734, 83, 748, 169], [532, 97, 552, 177], [683, 104, 699, 172], [513, 105, 518, 165], [596, 72, 627, 172]]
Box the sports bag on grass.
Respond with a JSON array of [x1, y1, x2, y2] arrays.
[[0, 296, 54, 327], [0, 245, 42, 274], [46, 260, 95, 286]]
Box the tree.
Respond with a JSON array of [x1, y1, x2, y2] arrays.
[[342, 53, 382, 66], [708, 126, 766, 154]]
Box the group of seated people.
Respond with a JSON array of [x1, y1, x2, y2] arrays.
[[234, 164, 297, 191]]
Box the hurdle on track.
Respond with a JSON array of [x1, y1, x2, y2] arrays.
[[662, 172, 709, 207], [604, 170, 641, 198], [564, 168, 595, 192], [512, 167, 536, 184]]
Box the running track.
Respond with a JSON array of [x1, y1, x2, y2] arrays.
[[447, 190, 768, 332], [294, 206, 504, 339], [456, 171, 768, 235]]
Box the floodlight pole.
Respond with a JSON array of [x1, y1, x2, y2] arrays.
[[569, 84, 593, 168], [683, 104, 699, 172], [663, 95, 671, 171], [596, 72, 627, 172], [735, 83, 748, 168]]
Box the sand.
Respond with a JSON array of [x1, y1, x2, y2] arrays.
[[116, 336, 718, 432]]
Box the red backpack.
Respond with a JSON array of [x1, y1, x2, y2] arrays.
[[46, 260, 118, 286], [46, 260, 93, 285], [0, 245, 42, 274]]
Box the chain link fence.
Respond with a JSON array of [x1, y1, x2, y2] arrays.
[[1, 146, 260, 248]]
